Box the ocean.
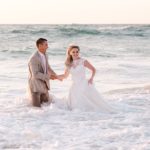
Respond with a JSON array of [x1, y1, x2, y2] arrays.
[[0, 24, 150, 149]]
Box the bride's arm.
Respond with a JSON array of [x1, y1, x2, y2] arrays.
[[57, 68, 70, 80], [84, 60, 96, 84]]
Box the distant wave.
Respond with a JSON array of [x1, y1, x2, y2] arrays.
[[58, 27, 101, 36], [11, 29, 49, 34], [105, 85, 150, 95], [124, 25, 150, 30], [11, 30, 26, 34], [30, 30, 49, 34], [0, 49, 32, 58], [57, 25, 149, 37], [0, 48, 65, 59], [3, 24, 149, 38]]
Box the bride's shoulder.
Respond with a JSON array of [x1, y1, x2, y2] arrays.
[[80, 57, 87, 64], [80, 57, 86, 61]]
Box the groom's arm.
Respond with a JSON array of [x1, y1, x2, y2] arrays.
[[48, 64, 58, 80], [29, 59, 49, 81], [48, 64, 56, 76]]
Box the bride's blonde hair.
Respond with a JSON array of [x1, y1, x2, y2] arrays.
[[65, 44, 80, 67]]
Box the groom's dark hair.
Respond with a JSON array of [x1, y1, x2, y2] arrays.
[[36, 38, 47, 47]]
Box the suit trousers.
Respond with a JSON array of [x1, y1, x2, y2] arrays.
[[30, 91, 52, 107]]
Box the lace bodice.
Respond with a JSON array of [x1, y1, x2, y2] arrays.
[[70, 58, 86, 83]]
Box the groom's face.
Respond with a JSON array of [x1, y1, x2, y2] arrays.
[[39, 41, 48, 53]]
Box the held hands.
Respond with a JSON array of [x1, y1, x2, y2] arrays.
[[56, 75, 64, 81], [47, 70, 62, 81], [50, 74, 63, 81], [56, 75, 63, 81], [50, 74, 57, 80]]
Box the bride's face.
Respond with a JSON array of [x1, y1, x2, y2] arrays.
[[70, 48, 79, 60]]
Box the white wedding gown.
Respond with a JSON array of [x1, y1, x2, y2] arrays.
[[53, 58, 113, 112]]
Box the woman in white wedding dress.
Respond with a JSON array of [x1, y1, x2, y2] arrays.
[[57, 45, 113, 112]]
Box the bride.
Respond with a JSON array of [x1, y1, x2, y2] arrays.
[[56, 45, 113, 112]]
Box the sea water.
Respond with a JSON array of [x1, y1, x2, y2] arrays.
[[0, 24, 150, 149]]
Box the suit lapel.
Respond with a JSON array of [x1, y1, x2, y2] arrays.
[[45, 53, 49, 74], [36, 51, 45, 73]]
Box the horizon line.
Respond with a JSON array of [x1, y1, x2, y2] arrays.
[[0, 23, 150, 25]]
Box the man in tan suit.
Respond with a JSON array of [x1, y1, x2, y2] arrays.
[[28, 38, 59, 107]]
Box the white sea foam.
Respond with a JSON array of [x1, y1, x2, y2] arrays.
[[0, 24, 150, 149]]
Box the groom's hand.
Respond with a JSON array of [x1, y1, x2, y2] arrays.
[[50, 75, 63, 81], [50, 75, 57, 80]]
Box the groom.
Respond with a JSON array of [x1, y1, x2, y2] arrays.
[[28, 38, 59, 107]]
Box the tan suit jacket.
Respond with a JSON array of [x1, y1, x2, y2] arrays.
[[28, 51, 56, 93]]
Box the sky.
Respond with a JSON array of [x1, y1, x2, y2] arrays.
[[0, 0, 150, 24]]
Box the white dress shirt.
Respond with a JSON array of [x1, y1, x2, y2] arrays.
[[38, 51, 47, 74]]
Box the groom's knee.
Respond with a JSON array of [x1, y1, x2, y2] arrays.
[[31, 92, 41, 107], [40, 92, 52, 104]]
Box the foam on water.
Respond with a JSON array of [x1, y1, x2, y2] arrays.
[[0, 24, 150, 149]]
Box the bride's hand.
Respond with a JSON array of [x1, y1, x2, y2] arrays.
[[57, 75, 63, 81], [88, 78, 93, 84]]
